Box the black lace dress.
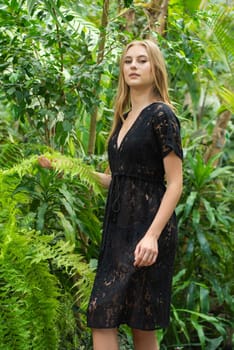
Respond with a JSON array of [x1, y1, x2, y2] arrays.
[[87, 102, 183, 330]]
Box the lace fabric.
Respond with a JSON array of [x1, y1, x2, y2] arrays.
[[87, 102, 183, 330]]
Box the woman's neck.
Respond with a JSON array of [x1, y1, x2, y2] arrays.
[[129, 87, 159, 114]]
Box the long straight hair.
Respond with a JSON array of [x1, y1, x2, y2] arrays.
[[109, 40, 172, 138]]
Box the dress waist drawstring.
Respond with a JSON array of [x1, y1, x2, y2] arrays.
[[110, 172, 163, 217]]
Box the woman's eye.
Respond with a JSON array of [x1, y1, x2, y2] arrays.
[[124, 58, 148, 64]]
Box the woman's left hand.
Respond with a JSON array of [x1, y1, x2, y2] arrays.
[[133, 233, 158, 267]]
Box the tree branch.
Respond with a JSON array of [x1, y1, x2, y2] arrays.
[[87, 0, 110, 155], [204, 110, 231, 166]]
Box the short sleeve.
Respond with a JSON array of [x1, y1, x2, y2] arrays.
[[152, 103, 183, 160]]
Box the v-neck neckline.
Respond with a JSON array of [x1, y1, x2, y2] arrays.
[[116, 102, 157, 151]]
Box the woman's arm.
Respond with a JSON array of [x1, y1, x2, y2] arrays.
[[134, 151, 183, 267], [94, 171, 112, 189], [147, 151, 183, 238]]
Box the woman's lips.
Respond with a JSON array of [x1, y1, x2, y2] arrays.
[[129, 73, 140, 78]]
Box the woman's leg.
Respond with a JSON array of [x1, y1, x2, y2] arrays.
[[92, 328, 119, 350], [132, 328, 159, 350]]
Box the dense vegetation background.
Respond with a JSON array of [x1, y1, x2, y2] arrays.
[[0, 0, 233, 349]]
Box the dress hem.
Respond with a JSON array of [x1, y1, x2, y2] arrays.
[[87, 321, 168, 331]]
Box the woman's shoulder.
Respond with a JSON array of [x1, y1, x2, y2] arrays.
[[152, 101, 175, 115], [151, 102, 181, 128]]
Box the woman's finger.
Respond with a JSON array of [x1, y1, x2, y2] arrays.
[[136, 250, 158, 267]]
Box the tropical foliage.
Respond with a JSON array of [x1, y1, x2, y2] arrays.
[[0, 0, 233, 349]]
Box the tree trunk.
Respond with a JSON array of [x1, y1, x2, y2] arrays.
[[122, 8, 135, 31], [87, 0, 110, 155], [204, 110, 231, 166], [146, 0, 169, 37], [157, 0, 169, 36]]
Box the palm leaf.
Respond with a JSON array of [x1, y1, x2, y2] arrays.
[[212, 7, 234, 72], [219, 87, 234, 113], [26, 0, 37, 15], [207, 7, 234, 76]]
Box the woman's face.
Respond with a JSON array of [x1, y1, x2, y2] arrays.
[[123, 44, 154, 89]]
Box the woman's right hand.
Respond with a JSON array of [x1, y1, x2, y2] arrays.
[[38, 156, 53, 169]]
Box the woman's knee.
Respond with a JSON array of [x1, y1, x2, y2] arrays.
[[92, 328, 119, 350], [131, 328, 159, 350], [132, 328, 155, 339]]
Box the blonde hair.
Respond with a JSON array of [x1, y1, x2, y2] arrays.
[[109, 40, 172, 137]]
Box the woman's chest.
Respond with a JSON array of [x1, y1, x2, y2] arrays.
[[108, 116, 161, 170]]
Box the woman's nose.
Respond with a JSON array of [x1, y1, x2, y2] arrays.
[[130, 60, 137, 69]]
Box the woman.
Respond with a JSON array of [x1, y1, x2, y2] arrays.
[[39, 39, 183, 350], [86, 40, 183, 350]]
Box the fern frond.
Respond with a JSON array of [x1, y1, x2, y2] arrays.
[[0, 222, 92, 349], [73, 259, 95, 310], [1, 152, 102, 197], [0, 155, 38, 178], [45, 152, 103, 196], [0, 230, 60, 350], [0, 143, 24, 169], [0, 152, 101, 348], [219, 87, 234, 113]]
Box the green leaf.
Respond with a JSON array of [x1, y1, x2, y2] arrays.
[[184, 0, 202, 12], [206, 336, 223, 350], [177, 309, 226, 335], [187, 282, 200, 310], [196, 227, 212, 256], [209, 166, 231, 181], [219, 87, 234, 112], [171, 305, 190, 341], [192, 208, 200, 226], [26, 0, 37, 15], [201, 198, 215, 227], [184, 191, 197, 218], [199, 285, 209, 314], [36, 202, 48, 231], [172, 268, 186, 286], [124, 0, 134, 7], [191, 319, 206, 349], [57, 212, 75, 244]]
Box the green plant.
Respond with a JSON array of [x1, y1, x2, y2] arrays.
[[0, 0, 233, 348], [161, 145, 234, 349], [0, 155, 100, 349]]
